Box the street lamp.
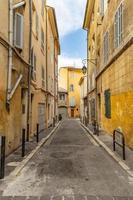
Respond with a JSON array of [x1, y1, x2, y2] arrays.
[[82, 65, 87, 75]]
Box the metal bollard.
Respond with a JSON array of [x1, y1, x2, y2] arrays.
[[53, 117, 55, 127], [22, 129, 26, 157], [36, 123, 39, 143], [0, 136, 6, 179]]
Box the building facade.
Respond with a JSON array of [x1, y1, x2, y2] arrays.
[[59, 67, 83, 118], [0, 0, 60, 154], [79, 76, 87, 124], [58, 87, 68, 119], [83, 0, 133, 148], [0, 0, 30, 154]]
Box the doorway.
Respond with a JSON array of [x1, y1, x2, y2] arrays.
[[71, 108, 74, 118]]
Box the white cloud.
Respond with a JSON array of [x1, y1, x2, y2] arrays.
[[58, 54, 82, 68], [47, 0, 87, 37]]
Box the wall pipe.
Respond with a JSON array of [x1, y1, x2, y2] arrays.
[[27, 0, 32, 141], [7, 0, 13, 107]]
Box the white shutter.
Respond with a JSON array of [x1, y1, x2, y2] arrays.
[[100, 0, 104, 17], [14, 13, 24, 49]]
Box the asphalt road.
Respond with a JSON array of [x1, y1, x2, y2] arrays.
[[1, 119, 133, 199]]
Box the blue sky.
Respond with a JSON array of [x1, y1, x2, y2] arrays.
[[61, 29, 87, 60], [47, 0, 87, 68]]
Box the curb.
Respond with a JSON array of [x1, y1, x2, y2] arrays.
[[81, 122, 133, 178], [7, 121, 61, 179]]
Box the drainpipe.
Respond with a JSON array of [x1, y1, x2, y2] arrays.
[[27, 0, 32, 141], [7, 0, 13, 109], [54, 39, 56, 122], [45, 6, 48, 128]]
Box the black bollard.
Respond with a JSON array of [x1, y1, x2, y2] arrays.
[[22, 129, 25, 157], [53, 117, 55, 127], [36, 123, 39, 143], [0, 136, 6, 179]]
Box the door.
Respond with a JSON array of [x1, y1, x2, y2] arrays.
[[38, 103, 45, 132], [98, 93, 101, 123], [71, 109, 74, 118], [59, 107, 68, 119]]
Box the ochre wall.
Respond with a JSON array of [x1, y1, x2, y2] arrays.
[[99, 44, 133, 148]]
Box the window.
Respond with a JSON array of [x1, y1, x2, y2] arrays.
[[59, 94, 65, 101], [70, 97, 76, 107], [14, 13, 24, 49], [104, 31, 109, 64], [100, 0, 108, 17], [104, 89, 111, 118], [70, 84, 74, 92], [31, 48, 37, 81], [41, 0, 45, 17], [36, 13, 39, 38], [41, 28, 44, 50], [42, 66, 45, 87], [114, 3, 123, 48]]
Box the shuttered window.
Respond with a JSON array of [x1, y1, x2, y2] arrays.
[[14, 13, 24, 49], [104, 89, 111, 118], [36, 13, 39, 38], [41, 28, 44, 50], [41, 0, 45, 17], [104, 31, 109, 64], [114, 3, 123, 48], [91, 99, 96, 119], [100, 0, 108, 17], [70, 97, 76, 107], [31, 48, 37, 81], [42, 66, 45, 87]]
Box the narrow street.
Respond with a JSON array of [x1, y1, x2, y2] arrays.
[[1, 119, 133, 199]]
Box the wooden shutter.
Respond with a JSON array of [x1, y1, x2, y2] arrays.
[[100, 0, 104, 17], [41, 0, 45, 17], [36, 13, 39, 38], [104, 89, 111, 118], [41, 29, 44, 50], [14, 13, 24, 49]]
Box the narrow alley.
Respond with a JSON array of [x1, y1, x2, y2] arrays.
[[1, 119, 133, 199]]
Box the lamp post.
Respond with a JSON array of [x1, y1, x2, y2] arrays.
[[82, 58, 97, 126]]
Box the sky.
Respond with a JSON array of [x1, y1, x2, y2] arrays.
[[47, 0, 87, 68]]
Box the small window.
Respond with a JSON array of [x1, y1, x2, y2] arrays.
[[114, 3, 123, 48], [104, 31, 109, 64], [104, 89, 111, 118], [70, 84, 74, 92], [60, 94, 65, 101], [14, 13, 24, 49]]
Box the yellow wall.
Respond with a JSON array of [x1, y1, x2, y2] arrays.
[[59, 67, 83, 118], [99, 44, 133, 148], [84, 0, 133, 148]]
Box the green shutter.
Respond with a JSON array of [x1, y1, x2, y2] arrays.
[[104, 89, 111, 118]]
